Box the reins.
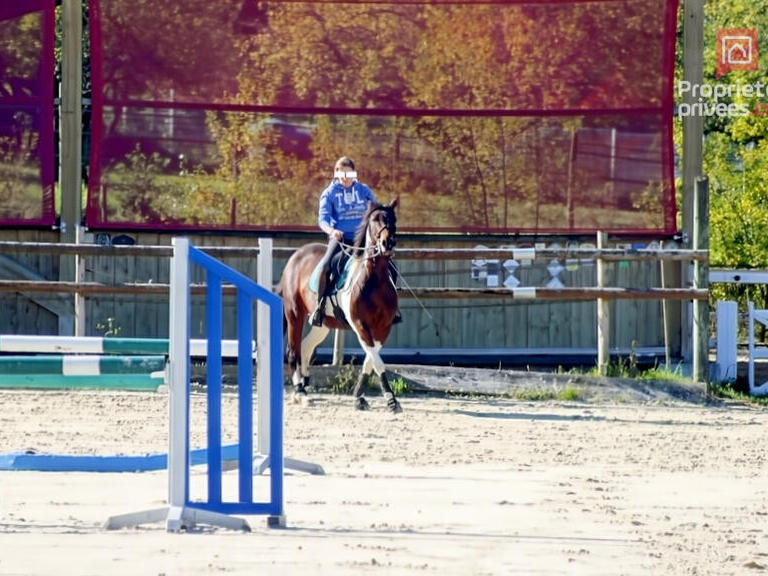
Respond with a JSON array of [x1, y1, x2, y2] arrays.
[[338, 239, 383, 260], [338, 209, 391, 261]]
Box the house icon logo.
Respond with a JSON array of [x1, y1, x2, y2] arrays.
[[717, 28, 759, 77]]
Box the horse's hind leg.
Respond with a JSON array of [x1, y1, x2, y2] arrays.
[[286, 314, 307, 399], [292, 325, 329, 401]]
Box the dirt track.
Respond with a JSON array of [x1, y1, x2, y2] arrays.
[[0, 377, 766, 575]]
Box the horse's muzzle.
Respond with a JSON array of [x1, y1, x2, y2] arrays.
[[380, 235, 396, 255]]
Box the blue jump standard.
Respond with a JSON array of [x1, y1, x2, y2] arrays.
[[0, 444, 240, 472]]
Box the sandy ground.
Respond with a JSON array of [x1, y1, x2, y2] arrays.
[[1, 383, 767, 576]]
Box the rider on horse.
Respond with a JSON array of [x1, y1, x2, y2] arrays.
[[310, 156, 401, 327]]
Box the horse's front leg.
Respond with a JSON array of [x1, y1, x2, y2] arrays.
[[356, 345, 402, 414], [352, 354, 374, 411], [378, 370, 402, 414]]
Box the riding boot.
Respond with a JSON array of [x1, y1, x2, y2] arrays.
[[310, 297, 326, 326], [311, 272, 329, 326], [388, 262, 402, 324]]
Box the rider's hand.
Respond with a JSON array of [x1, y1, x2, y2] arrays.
[[332, 229, 344, 241]]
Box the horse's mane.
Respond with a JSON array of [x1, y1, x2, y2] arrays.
[[352, 201, 395, 253]]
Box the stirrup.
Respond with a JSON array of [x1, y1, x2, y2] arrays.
[[392, 310, 403, 325], [310, 305, 325, 326]]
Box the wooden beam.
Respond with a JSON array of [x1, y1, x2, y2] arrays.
[[0, 281, 228, 296], [397, 248, 707, 262], [681, 0, 705, 364], [400, 288, 708, 301], [0, 255, 72, 318], [59, 0, 83, 334]]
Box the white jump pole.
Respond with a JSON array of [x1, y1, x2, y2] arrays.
[[254, 238, 323, 476], [256, 238, 272, 460], [166, 237, 192, 528]]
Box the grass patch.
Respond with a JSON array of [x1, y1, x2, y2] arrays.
[[708, 382, 768, 406], [390, 376, 410, 396], [508, 385, 583, 402], [557, 385, 583, 401], [567, 360, 688, 383], [559, 340, 689, 383], [636, 366, 689, 383], [328, 365, 410, 396], [330, 362, 358, 395]]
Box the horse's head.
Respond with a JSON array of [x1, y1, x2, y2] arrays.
[[354, 197, 398, 257]]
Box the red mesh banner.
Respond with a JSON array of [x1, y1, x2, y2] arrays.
[[0, 2, 55, 227], [88, 0, 678, 234]]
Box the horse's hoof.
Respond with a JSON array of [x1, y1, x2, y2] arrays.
[[293, 394, 312, 407], [355, 397, 370, 411], [387, 397, 403, 414], [292, 387, 308, 404]]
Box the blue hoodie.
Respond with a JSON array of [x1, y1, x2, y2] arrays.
[[318, 180, 376, 242]]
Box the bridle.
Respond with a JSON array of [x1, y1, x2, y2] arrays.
[[339, 207, 396, 261]]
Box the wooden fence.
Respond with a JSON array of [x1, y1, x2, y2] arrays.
[[0, 231, 704, 368]]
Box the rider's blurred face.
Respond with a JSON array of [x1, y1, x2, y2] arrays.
[[335, 164, 356, 187]]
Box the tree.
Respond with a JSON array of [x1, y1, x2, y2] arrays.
[[677, 0, 768, 307]]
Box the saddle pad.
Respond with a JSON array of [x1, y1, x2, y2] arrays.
[[309, 255, 352, 294]]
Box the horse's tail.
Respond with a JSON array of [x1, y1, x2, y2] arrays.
[[271, 279, 289, 361]]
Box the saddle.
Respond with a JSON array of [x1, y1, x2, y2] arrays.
[[308, 251, 352, 326], [309, 250, 351, 296]]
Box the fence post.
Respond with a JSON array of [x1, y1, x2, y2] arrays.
[[681, 0, 704, 366], [715, 300, 737, 382], [58, 0, 83, 336], [693, 176, 709, 384], [74, 226, 86, 337], [332, 329, 345, 366], [596, 231, 610, 375]]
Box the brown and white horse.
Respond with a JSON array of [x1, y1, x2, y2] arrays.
[[279, 199, 402, 412]]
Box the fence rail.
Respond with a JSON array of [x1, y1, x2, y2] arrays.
[[0, 241, 708, 262], [0, 239, 707, 371], [0, 240, 708, 302], [0, 280, 707, 301], [404, 287, 708, 301]]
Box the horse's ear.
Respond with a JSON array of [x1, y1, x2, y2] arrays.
[[389, 196, 399, 210]]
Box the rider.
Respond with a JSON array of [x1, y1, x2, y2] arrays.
[[310, 156, 402, 327], [311, 156, 374, 326]]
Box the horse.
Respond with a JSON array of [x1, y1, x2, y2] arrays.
[[279, 198, 402, 413]]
